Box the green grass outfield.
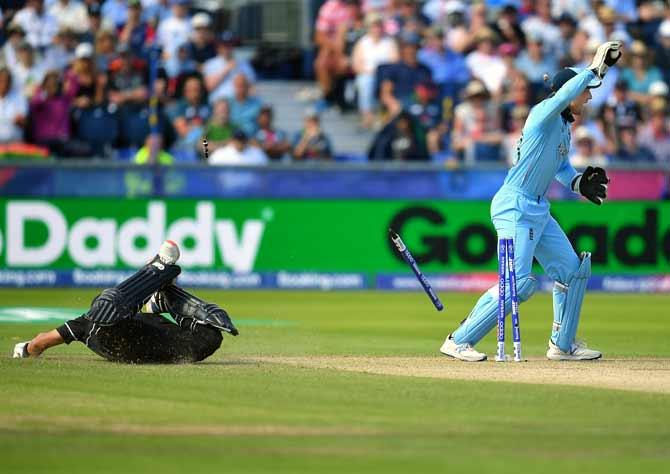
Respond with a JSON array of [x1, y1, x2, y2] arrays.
[[0, 289, 668, 473]]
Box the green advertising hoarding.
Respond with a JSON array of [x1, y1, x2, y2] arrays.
[[0, 198, 668, 274]]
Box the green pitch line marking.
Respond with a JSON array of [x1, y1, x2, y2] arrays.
[[0, 307, 295, 327]]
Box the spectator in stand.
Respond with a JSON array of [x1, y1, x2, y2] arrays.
[[368, 111, 428, 161], [156, 0, 191, 61], [165, 43, 198, 80], [442, 1, 469, 54], [119, 0, 154, 57], [168, 74, 210, 161], [292, 109, 333, 161], [229, 73, 262, 137], [465, 28, 507, 98], [29, 70, 89, 156], [0, 67, 27, 143], [500, 74, 531, 133], [555, 13, 577, 66], [253, 105, 291, 161], [2, 23, 27, 71], [70, 69, 120, 158], [341, 2, 366, 60], [502, 105, 528, 166], [186, 13, 216, 66], [388, 0, 430, 37], [639, 98, 670, 164], [142, 0, 172, 24], [464, 2, 491, 52], [451, 79, 502, 163], [44, 27, 78, 72], [48, 0, 89, 35], [12, 0, 59, 52], [379, 31, 431, 115], [570, 126, 607, 168], [102, 0, 129, 29], [498, 42, 522, 96], [204, 31, 256, 103], [562, 28, 589, 69], [620, 41, 663, 104], [94, 29, 117, 72], [521, 0, 561, 58], [9, 41, 45, 99], [417, 27, 469, 101], [655, 20, 670, 85], [313, 0, 358, 104], [604, 78, 642, 134], [406, 80, 441, 156], [203, 98, 235, 154], [209, 129, 268, 166], [134, 134, 174, 164], [352, 11, 398, 129], [80, 4, 115, 46], [515, 31, 558, 86], [108, 43, 148, 109], [491, 3, 526, 51], [614, 124, 655, 162], [64, 43, 98, 108], [648, 81, 669, 101], [579, 5, 630, 45], [550, 0, 592, 20]]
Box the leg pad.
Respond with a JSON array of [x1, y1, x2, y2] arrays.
[[85, 261, 181, 326]]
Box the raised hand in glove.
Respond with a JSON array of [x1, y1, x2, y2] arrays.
[[589, 41, 623, 79], [572, 166, 610, 205]]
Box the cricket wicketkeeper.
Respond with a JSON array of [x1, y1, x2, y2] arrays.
[[440, 41, 623, 362], [13, 241, 239, 363]]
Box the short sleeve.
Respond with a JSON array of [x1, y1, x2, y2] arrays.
[[56, 316, 90, 344]]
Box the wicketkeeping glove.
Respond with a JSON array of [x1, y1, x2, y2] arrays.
[[589, 41, 623, 79], [572, 166, 610, 205]]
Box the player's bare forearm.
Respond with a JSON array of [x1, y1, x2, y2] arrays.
[[27, 330, 65, 356]]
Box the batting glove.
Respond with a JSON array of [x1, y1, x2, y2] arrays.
[[589, 41, 623, 79], [12, 342, 30, 358]]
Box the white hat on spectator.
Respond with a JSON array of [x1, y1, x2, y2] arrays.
[[191, 13, 211, 29], [444, 1, 466, 15], [648, 80, 669, 97], [75, 42, 94, 59], [658, 20, 670, 38], [575, 126, 593, 143]]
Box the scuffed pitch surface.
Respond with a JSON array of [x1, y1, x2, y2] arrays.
[[248, 356, 670, 394]]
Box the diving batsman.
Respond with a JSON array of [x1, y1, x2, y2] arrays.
[[13, 241, 239, 363], [440, 41, 622, 362]]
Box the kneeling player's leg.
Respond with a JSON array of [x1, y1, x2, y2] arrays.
[[534, 217, 590, 352], [85, 256, 180, 326], [451, 227, 538, 346]]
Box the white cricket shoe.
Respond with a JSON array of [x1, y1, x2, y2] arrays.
[[546, 339, 602, 361], [440, 335, 487, 362], [13, 342, 30, 358]]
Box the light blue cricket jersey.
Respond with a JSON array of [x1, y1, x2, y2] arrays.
[[501, 69, 597, 199]]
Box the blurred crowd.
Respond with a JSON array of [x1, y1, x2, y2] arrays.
[[314, 0, 670, 165], [0, 0, 331, 164], [0, 0, 669, 166]]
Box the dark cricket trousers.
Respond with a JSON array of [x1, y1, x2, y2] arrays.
[[57, 313, 223, 364]]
